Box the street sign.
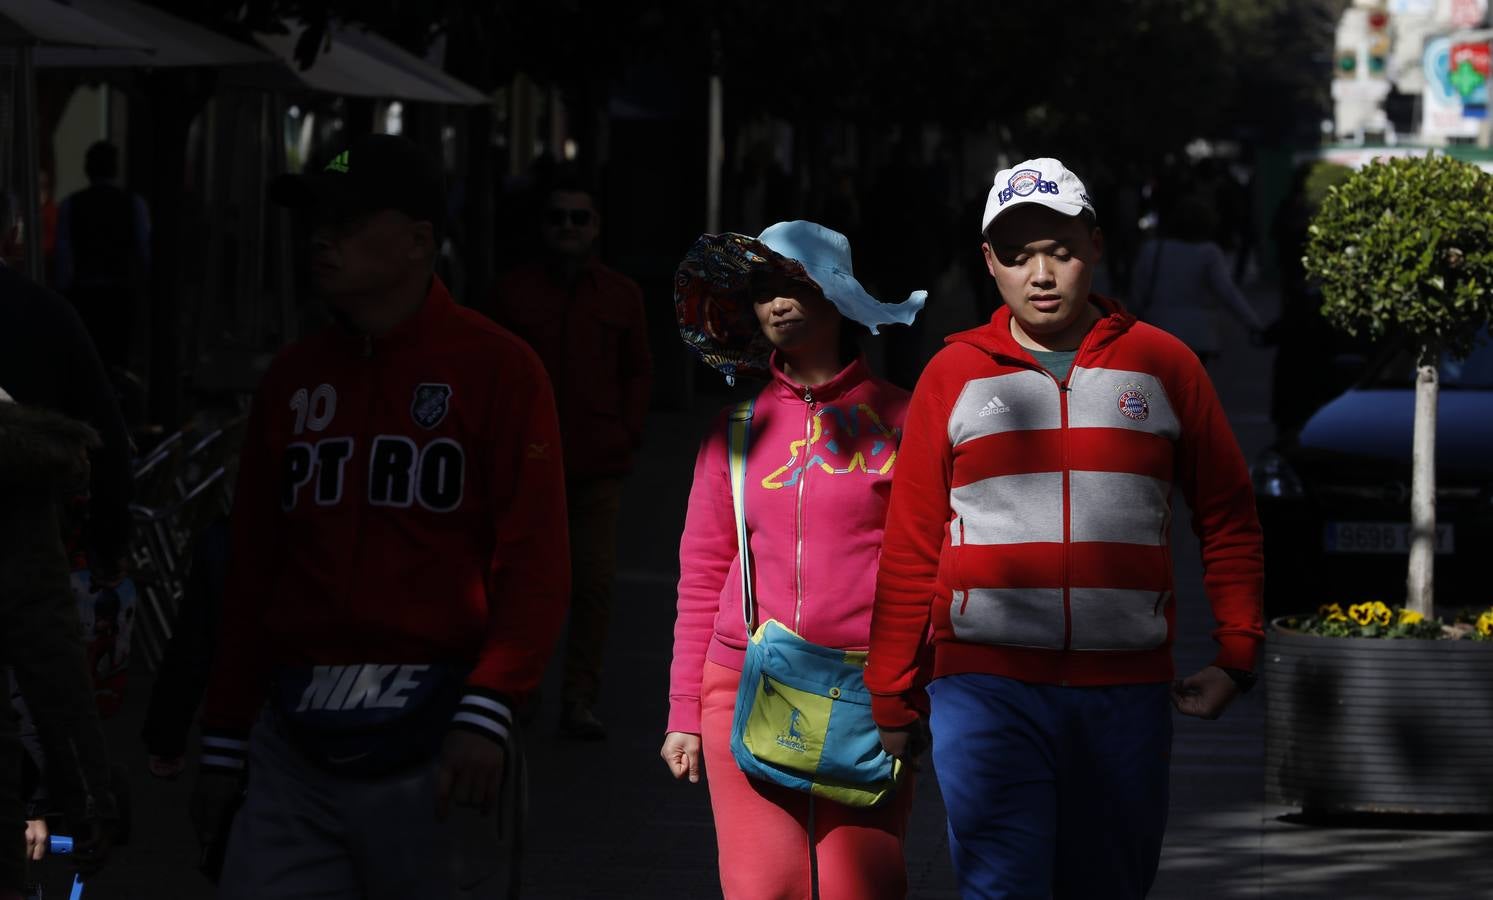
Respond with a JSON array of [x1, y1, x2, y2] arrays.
[[1423, 34, 1485, 137], [1451, 0, 1489, 29], [1449, 40, 1491, 111]]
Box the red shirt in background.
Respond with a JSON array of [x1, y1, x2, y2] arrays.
[[490, 258, 653, 480]]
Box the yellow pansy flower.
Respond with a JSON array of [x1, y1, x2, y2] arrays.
[[1477, 611, 1493, 637], [1318, 603, 1348, 622], [1370, 601, 1392, 627], [1397, 609, 1424, 626], [1348, 603, 1375, 626]]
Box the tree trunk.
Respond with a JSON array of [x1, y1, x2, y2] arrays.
[[1406, 359, 1438, 617]]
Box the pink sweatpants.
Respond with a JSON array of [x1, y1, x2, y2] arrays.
[[700, 660, 915, 900]]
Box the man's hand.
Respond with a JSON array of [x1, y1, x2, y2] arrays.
[[878, 722, 929, 769], [437, 730, 506, 820], [25, 818, 48, 862], [1170, 666, 1240, 720], [190, 770, 245, 852], [660, 732, 702, 783]]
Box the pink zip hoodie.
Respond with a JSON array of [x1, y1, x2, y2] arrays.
[[667, 354, 911, 734]]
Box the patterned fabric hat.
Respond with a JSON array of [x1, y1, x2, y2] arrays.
[[674, 221, 926, 385]]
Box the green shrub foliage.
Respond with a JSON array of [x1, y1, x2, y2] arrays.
[[1304, 154, 1493, 361], [1303, 161, 1352, 211]]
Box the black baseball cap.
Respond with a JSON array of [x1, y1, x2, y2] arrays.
[[268, 133, 444, 231]]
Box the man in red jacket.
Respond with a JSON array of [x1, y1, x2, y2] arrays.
[[866, 158, 1263, 899], [489, 173, 652, 739], [190, 134, 569, 898]]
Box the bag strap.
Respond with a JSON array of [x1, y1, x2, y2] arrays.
[[727, 398, 756, 637]]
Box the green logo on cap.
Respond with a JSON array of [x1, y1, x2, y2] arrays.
[[325, 151, 350, 174]]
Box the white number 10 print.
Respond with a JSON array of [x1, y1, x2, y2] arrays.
[[290, 384, 338, 435]]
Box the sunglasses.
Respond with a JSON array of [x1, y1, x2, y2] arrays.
[[545, 208, 594, 228]]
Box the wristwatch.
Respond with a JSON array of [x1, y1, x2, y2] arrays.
[[1219, 667, 1257, 694]]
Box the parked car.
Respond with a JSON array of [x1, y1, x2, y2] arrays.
[[1253, 333, 1493, 619]]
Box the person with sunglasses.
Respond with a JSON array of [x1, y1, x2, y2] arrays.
[[488, 172, 653, 740], [662, 222, 925, 899]]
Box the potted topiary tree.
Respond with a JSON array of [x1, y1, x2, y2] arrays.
[[1265, 154, 1493, 816]]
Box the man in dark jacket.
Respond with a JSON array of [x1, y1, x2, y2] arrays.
[[54, 141, 151, 374], [0, 201, 134, 587], [0, 198, 130, 893], [0, 399, 120, 895], [490, 174, 653, 739]]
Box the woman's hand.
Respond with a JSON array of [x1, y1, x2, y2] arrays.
[[660, 732, 702, 783]]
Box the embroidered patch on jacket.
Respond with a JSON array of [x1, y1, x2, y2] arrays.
[[1117, 388, 1150, 422], [411, 383, 452, 429]]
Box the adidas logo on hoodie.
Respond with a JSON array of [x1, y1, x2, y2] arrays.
[[977, 395, 1011, 417]]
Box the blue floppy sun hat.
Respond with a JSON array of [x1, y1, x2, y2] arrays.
[[674, 220, 926, 384]]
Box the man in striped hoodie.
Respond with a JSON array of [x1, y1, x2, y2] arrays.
[[866, 158, 1263, 899]]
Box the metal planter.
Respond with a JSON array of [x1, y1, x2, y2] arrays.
[[1265, 623, 1493, 814]]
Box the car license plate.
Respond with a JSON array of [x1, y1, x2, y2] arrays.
[[1323, 521, 1455, 555]]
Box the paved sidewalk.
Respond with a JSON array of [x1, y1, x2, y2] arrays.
[[27, 284, 1493, 897], [1153, 285, 1493, 900]]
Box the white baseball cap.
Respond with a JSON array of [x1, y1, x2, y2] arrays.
[[980, 157, 1096, 234]]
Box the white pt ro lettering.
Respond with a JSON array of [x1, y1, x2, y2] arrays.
[[369, 436, 418, 507], [282, 443, 314, 510], [285, 436, 464, 511], [417, 439, 465, 511], [315, 439, 354, 505]]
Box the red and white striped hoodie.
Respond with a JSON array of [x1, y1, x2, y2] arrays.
[[866, 296, 1263, 727]]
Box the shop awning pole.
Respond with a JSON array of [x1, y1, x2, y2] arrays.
[[17, 41, 38, 281]]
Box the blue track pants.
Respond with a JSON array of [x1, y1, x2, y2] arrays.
[[929, 673, 1172, 899]]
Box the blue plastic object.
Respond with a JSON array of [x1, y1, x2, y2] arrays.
[[43, 836, 85, 898]]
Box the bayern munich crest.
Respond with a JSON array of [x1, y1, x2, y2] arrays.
[[1117, 389, 1150, 422], [1007, 168, 1043, 197]]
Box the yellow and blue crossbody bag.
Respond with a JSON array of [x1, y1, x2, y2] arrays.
[[723, 398, 903, 808]]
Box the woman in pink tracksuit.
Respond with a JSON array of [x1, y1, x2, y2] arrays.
[[661, 221, 926, 899]]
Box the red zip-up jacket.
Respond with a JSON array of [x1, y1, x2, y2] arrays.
[[200, 278, 569, 771], [866, 296, 1263, 727]]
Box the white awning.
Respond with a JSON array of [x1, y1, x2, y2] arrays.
[[332, 25, 486, 105], [40, 0, 274, 68], [252, 21, 487, 106], [0, 0, 153, 50]]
